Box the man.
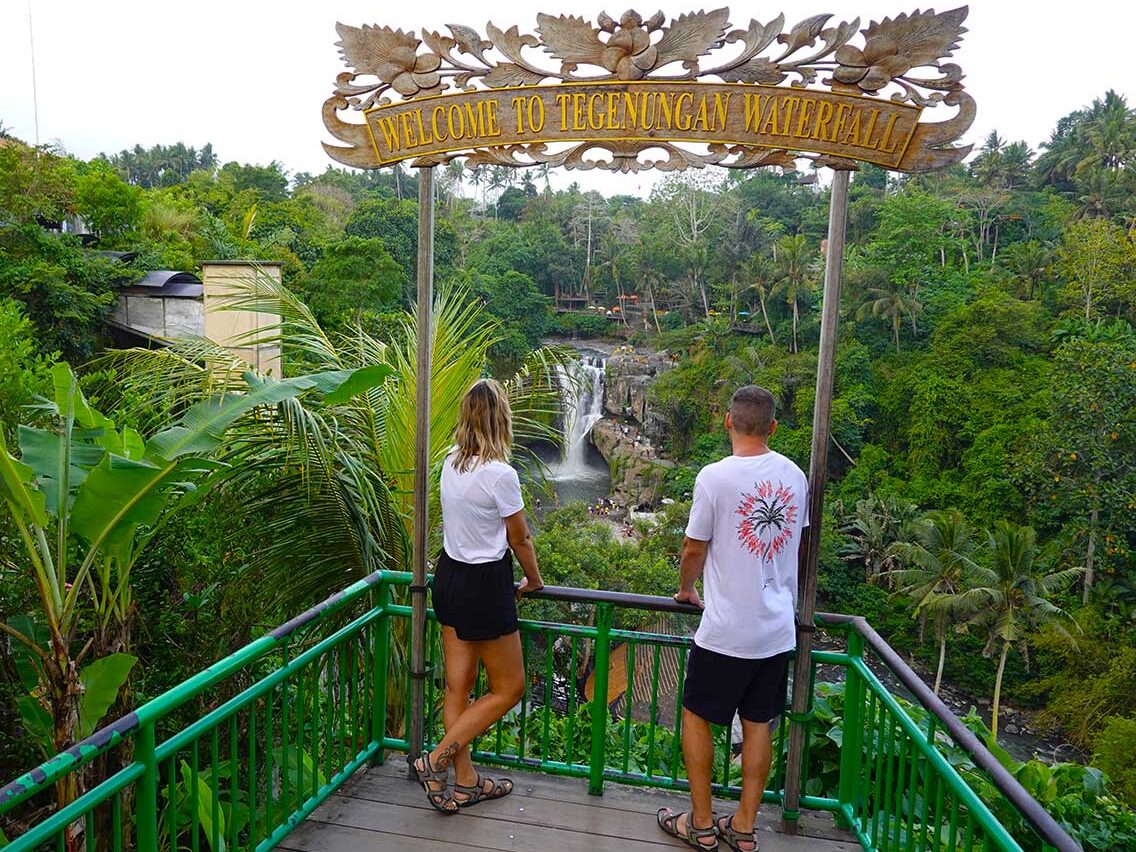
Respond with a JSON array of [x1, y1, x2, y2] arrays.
[[657, 386, 808, 852]]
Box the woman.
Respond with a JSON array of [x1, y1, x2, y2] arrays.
[[412, 378, 544, 813]]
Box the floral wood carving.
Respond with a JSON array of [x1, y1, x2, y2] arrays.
[[323, 7, 974, 173]]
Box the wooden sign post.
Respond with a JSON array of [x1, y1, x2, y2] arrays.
[[322, 5, 974, 815]]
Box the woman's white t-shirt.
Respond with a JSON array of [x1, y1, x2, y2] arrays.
[[440, 453, 524, 563]]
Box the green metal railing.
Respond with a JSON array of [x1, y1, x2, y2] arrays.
[[1, 572, 1077, 852]]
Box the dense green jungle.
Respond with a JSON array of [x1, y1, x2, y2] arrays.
[[0, 90, 1134, 848]]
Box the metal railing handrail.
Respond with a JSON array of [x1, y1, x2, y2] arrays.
[[523, 585, 1078, 852], [0, 569, 396, 814], [1, 575, 1079, 852]]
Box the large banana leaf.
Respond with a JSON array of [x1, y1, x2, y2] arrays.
[[0, 430, 47, 527], [69, 453, 220, 561], [16, 425, 105, 516], [78, 653, 138, 738]]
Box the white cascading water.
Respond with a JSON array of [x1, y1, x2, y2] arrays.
[[550, 354, 607, 480]]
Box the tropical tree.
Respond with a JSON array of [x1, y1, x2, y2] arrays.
[[838, 495, 917, 585], [855, 273, 922, 354], [97, 274, 566, 736], [773, 233, 816, 353], [1057, 218, 1131, 320], [103, 273, 563, 581], [0, 361, 381, 811], [958, 522, 1082, 738], [744, 253, 777, 345], [1004, 240, 1054, 301], [889, 510, 980, 694]]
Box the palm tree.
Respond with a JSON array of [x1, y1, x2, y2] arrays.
[[1007, 241, 1054, 301], [854, 272, 921, 354], [957, 522, 1083, 739], [98, 274, 568, 737], [838, 495, 918, 585], [1000, 141, 1034, 190], [97, 273, 565, 610], [773, 234, 815, 353], [970, 131, 1005, 186], [744, 253, 777, 346], [889, 510, 980, 695]]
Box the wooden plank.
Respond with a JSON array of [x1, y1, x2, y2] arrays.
[[287, 799, 860, 852], [347, 764, 853, 845], [303, 796, 677, 852], [278, 820, 484, 851]]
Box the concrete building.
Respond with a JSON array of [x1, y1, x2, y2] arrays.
[[109, 261, 282, 377]]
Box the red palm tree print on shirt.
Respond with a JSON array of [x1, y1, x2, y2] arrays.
[[736, 480, 799, 564]]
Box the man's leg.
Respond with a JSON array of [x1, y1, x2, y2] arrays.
[[679, 707, 718, 846], [722, 719, 771, 851]]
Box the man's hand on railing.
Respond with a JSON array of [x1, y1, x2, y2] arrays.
[[516, 575, 545, 600], [673, 588, 704, 610]]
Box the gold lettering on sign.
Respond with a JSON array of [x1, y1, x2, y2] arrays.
[[363, 82, 922, 169]]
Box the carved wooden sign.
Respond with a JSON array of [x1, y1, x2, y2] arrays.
[[323, 7, 974, 172]]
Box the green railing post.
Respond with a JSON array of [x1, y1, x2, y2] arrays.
[[836, 630, 865, 829], [371, 581, 390, 765], [588, 602, 614, 796], [136, 721, 159, 851]]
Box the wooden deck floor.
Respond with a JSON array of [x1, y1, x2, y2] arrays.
[[279, 759, 860, 852]]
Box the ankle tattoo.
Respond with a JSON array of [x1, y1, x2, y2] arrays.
[[435, 741, 460, 769]]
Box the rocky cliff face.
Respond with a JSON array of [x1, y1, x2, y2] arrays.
[[588, 348, 676, 507], [602, 349, 674, 442], [590, 419, 673, 507]]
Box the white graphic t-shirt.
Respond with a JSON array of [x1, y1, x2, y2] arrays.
[[685, 451, 808, 659], [441, 453, 524, 564]]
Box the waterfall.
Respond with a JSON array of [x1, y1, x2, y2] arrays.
[[551, 354, 607, 481]]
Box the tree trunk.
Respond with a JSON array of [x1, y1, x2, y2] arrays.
[[759, 290, 776, 346], [1083, 504, 1099, 605], [934, 632, 946, 696], [893, 316, 900, 354], [991, 642, 1009, 740], [791, 297, 799, 353], [646, 278, 662, 333]]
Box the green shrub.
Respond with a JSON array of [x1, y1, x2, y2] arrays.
[[1093, 716, 1136, 807]]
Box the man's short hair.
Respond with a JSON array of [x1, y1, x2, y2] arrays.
[[730, 385, 776, 436]]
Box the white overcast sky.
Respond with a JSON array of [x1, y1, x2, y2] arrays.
[[1, 1, 1133, 196]]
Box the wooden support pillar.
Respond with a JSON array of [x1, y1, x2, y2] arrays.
[[408, 166, 435, 768], [781, 167, 850, 831]]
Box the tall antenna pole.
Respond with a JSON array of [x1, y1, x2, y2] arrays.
[[27, 0, 41, 145]]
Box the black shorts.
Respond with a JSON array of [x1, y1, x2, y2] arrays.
[[431, 550, 519, 642], [682, 644, 791, 726]]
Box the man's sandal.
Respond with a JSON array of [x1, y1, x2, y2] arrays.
[[715, 814, 758, 852], [657, 808, 719, 850], [408, 753, 458, 814], [454, 774, 514, 808]]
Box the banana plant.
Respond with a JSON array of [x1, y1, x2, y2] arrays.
[[0, 361, 392, 810]]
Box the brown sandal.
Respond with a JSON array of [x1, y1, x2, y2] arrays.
[[454, 773, 514, 808], [715, 814, 758, 852], [657, 808, 719, 850], [408, 753, 458, 814]]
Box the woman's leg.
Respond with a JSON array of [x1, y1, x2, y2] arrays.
[[427, 631, 525, 772], [439, 627, 480, 788]]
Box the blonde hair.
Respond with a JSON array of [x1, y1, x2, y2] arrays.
[[452, 378, 513, 473]]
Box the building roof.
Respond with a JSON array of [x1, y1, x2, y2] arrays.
[[123, 270, 203, 299]]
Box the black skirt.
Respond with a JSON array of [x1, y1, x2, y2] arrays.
[[432, 549, 519, 641]]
